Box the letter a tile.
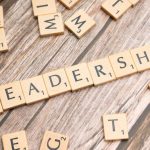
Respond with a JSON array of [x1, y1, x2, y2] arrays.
[[38, 13, 64, 36], [43, 68, 71, 97], [0, 81, 25, 110], [0, 28, 8, 52], [0, 101, 3, 114], [65, 10, 96, 38], [21, 76, 49, 104], [103, 113, 129, 140], [0, 6, 4, 28], [101, 0, 131, 20], [59, 0, 80, 9], [40, 131, 69, 150], [2, 131, 28, 150]]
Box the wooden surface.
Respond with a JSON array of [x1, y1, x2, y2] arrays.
[[0, 0, 150, 149]]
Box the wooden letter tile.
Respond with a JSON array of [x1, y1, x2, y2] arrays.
[[0, 81, 25, 110], [43, 68, 71, 97], [128, 0, 140, 6], [38, 13, 64, 36], [101, 0, 132, 20], [21, 75, 49, 104], [32, 0, 57, 17], [40, 131, 69, 150], [0, 28, 8, 52], [130, 45, 150, 72], [103, 113, 129, 140], [59, 0, 80, 9], [2, 131, 28, 150], [0, 6, 4, 28], [88, 57, 116, 86], [65, 63, 93, 91], [109, 51, 137, 78], [0, 101, 3, 114], [65, 10, 96, 38]]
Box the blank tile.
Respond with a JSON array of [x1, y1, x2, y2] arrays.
[[43, 68, 71, 97], [40, 131, 69, 150], [32, 0, 57, 17], [0, 28, 8, 52], [88, 57, 116, 86], [128, 0, 140, 6], [65, 63, 93, 91], [130, 45, 150, 72], [109, 51, 137, 78], [21, 76, 49, 104], [0, 6, 4, 28], [103, 113, 129, 140], [38, 13, 64, 36], [0, 101, 3, 114], [2, 131, 28, 150], [101, 0, 131, 20], [65, 10, 96, 38], [59, 0, 80, 9], [0, 81, 25, 110]]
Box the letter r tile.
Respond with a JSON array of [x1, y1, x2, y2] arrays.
[[0, 81, 25, 110], [40, 131, 69, 150], [103, 113, 129, 140], [43, 68, 71, 97], [2, 131, 28, 150]]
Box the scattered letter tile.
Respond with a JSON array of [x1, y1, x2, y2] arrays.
[[59, 0, 80, 9], [40, 131, 69, 150], [65, 10, 96, 38], [130, 45, 150, 72], [109, 51, 137, 78], [128, 0, 140, 6], [103, 113, 129, 140], [0, 101, 3, 114], [0, 81, 25, 110], [65, 63, 93, 91], [32, 0, 57, 17], [0, 28, 8, 52], [2, 131, 28, 150], [88, 57, 116, 86], [0, 6, 4, 28], [38, 13, 64, 36], [21, 75, 49, 104], [101, 0, 131, 20], [43, 68, 71, 97]]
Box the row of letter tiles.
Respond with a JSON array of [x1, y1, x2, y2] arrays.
[[0, 45, 149, 111]]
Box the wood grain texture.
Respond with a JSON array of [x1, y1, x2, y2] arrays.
[[0, 0, 150, 150]]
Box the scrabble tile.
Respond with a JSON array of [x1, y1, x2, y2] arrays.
[[65, 10, 96, 38], [88, 57, 116, 86], [32, 0, 57, 17], [101, 0, 132, 20], [21, 76, 49, 104], [0, 28, 8, 52], [59, 0, 80, 9], [2, 131, 28, 150], [109, 51, 137, 78], [0, 81, 25, 110], [38, 13, 64, 36], [130, 45, 150, 72], [0, 101, 3, 114], [40, 131, 69, 150], [65, 63, 93, 91], [43, 68, 71, 97], [0, 6, 4, 28], [128, 0, 140, 6], [103, 113, 129, 140]]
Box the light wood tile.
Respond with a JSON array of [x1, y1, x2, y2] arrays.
[[21, 75, 49, 104], [43, 68, 71, 97], [38, 13, 64, 36], [130, 45, 150, 72], [40, 131, 69, 150], [65, 10, 96, 38], [0, 28, 8, 52], [88, 57, 116, 86], [65, 63, 93, 91], [103, 113, 129, 140], [128, 0, 140, 6], [109, 51, 137, 78], [0, 6, 4, 28], [59, 0, 80, 9], [0, 81, 25, 110], [2, 131, 28, 150], [0, 101, 3, 114], [101, 0, 132, 20], [32, 0, 57, 17]]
